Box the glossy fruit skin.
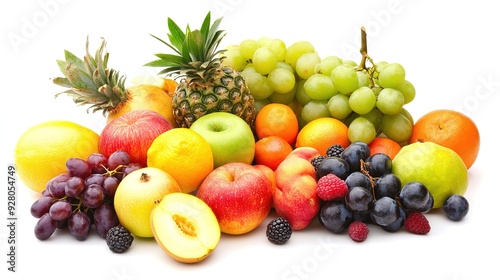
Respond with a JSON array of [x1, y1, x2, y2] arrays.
[[399, 182, 430, 211], [340, 141, 370, 173], [345, 171, 372, 191], [374, 174, 401, 200], [316, 157, 350, 180], [318, 200, 353, 233], [365, 153, 392, 177], [443, 195, 469, 221], [370, 197, 400, 226]]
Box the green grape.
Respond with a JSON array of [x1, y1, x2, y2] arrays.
[[268, 68, 296, 94], [315, 56, 343, 76], [376, 88, 405, 115], [268, 39, 287, 61], [360, 108, 383, 134], [343, 60, 358, 67], [252, 46, 277, 75], [257, 36, 273, 47], [348, 117, 377, 144], [284, 40, 315, 70], [378, 63, 405, 88], [221, 47, 247, 71], [327, 94, 352, 120], [294, 79, 311, 106], [303, 73, 337, 100], [349, 86, 376, 115], [268, 84, 296, 104], [395, 80, 416, 104], [400, 107, 414, 125], [296, 52, 321, 80], [301, 100, 330, 123], [239, 39, 260, 60], [242, 71, 274, 100], [380, 113, 412, 143], [342, 112, 359, 127], [357, 71, 370, 87], [254, 98, 270, 114], [241, 65, 256, 74], [330, 65, 359, 95], [276, 61, 294, 72]]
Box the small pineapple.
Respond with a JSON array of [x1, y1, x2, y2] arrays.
[[146, 12, 256, 128], [53, 37, 177, 125]]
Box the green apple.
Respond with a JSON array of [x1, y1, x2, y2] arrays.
[[114, 167, 181, 237], [392, 141, 468, 208], [190, 112, 255, 168]]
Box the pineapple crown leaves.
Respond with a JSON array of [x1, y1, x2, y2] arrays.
[[52, 36, 128, 115], [145, 12, 227, 82]]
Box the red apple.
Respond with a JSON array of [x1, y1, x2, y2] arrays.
[[98, 110, 173, 167], [196, 162, 273, 235]]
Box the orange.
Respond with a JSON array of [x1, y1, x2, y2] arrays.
[[254, 136, 293, 170], [147, 128, 214, 193], [368, 137, 402, 160], [255, 103, 299, 145], [14, 120, 100, 193], [409, 109, 480, 169], [295, 117, 350, 156]]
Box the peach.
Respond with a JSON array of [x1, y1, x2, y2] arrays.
[[273, 147, 321, 230]]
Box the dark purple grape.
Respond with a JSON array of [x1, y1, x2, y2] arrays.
[[107, 150, 131, 171], [102, 176, 120, 197], [94, 204, 119, 238], [318, 200, 353, 233], [66, 158, 92, 179], [365, 153, 392, 177], [49, 200, 73, 221], [340, 141, 370, 173], [65, 176, 85, 197], [443, 194, 469, 221], [82, 184, 105, 208], [374, 173, 401, 200], [34, 213, 57, 240], [316, 156, 350, 180], [68, 211, 91, 241], [30, 197, 55, 218], [416, 193, 434, 213], [381, 205, 406, 232], [56, 219, 68, 229], [87, 153, 108, 174], [345, 171, 372, 190], [345, 186, 373, 212], [85, 173, 105, 186], [46, 172, 71, 191], [48, 180, 67, 199], [399, 182, 430, 211], [371, 197, 400, 226], [122, 163, 143, 178]]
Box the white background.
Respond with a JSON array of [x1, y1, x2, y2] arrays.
[[1, 1, 499, 279]]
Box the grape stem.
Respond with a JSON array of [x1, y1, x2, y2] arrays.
[[356, 27, 377, 87]]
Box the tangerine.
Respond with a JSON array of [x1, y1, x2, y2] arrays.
[[254, 136, 293, 170], [368, 137, 402, 160], [147, 128, 214, 193], [255, 103, 299, 145], [409, 109, 480, 169], [295, 117, 350, 156]]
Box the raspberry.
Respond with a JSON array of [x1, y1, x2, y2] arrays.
[[316, 174, 348, 201], [348, 221, 369, 242], [404, 212, 431, 234]]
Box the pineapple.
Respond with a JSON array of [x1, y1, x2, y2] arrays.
[[53, 37, 178, 125], [145, 12, 256, 128]]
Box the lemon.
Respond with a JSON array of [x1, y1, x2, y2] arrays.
[[147, 128, 213, 193], [14, 120, 99, 193]]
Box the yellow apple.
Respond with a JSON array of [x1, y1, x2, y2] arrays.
[[150, 192, 220, 263], [114, 167, 180, 238]]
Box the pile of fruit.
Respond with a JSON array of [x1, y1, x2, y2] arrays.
[[14, 12, 480, 263]]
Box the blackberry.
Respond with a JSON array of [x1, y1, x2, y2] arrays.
[[326, 144, 344, 157], [266, 217, 292, 245], [105, 225, 134, 253], [310, 156, 325, 171]]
